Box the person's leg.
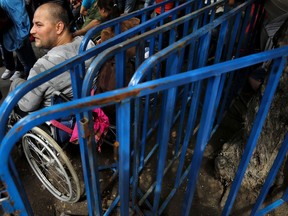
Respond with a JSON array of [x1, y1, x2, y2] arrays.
[[0, 46, 3, 67], [14, 56, 24, 72], [144, 0, 155, 8], [1, 45, 15, 71], [0, 43, 16, 80], [72, 6, 81, 18], [117, 0, 125, 13], [12, 37, 37, 80], [0, 33, 15, 71], [124, 0, 136, 13]]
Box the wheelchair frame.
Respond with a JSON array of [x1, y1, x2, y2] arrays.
[[17, 90, 112, 203], [8, 93, 83, 203]]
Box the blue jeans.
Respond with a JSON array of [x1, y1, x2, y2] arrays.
[[15, 37, 37, 77], [117, 0, 136, 13], [144, 0, 155, 7], [0, 35, 23, 71], [1, 45, 23, 71]]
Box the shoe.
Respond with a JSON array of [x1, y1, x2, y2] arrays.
[[1, 69, 15, 80], [10, 71, 24, 81]]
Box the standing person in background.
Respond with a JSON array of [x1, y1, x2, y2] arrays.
[[0, 6, 25, 80], [80, 0, 96, 16], [0, 0, 37, 80], [117, 0, 136, 14], [0, 41, 24, 80], [0, 46, 3, 67], [144, 0, 154, 8], [73, 0, 102, 39], [70, 0, 82, 18], [154, 0, 174, 16]]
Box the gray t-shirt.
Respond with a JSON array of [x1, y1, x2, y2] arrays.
[[10, 36, 95, 112]]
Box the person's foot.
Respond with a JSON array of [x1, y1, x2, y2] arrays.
[[10, 71, 24, 81], [1, 69, 15, 80]]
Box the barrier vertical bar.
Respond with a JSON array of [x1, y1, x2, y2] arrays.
[[222, 57, 287, 216], [182, 75, 221, 216], [251, 134, 288, 215], [118, 99, 131, 215]]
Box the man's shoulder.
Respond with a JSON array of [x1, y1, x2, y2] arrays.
[[44, 37, 95, 60]]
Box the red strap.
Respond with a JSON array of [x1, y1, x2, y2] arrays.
[[50, 120, 73, 134]]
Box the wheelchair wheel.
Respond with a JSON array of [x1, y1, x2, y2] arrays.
[[22, 126, 81, 203]]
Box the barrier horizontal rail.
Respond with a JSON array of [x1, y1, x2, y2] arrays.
[[0, 0, 277, 215], [81, 0, 243, 214], [0, 46, 287, 215], [0, 2, 216, 214]]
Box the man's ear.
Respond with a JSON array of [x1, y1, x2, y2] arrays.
[[56, 21, 65, 34]]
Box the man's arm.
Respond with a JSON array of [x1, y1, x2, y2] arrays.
[[9, 76, 45, 112], [9, 56, 53, 112]]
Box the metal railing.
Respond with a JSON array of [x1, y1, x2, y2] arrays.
[[0, 46, 287, 215], [1, 0, 284, 215]]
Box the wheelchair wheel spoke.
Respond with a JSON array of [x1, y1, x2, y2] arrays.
[[22, 127, 81, 202]]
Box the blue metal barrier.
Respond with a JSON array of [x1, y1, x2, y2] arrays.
[[79, 2, 259, 214], [1, 0, 285, 215], [80, 1, 250, 214], [79, 0, 231, 214], [251, 134, 288, 215], [0, 47, 287, 215], [0, 1, 221, 214], [74, 0, 221, 97]]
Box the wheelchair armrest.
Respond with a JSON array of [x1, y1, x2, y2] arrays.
[[51, 90, 71, 104]]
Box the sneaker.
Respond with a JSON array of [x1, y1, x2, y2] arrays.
[[1, 69, 15, 80], [10, 71, 24, 81]]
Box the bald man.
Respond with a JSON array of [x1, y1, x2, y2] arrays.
[[10, 2, 95, 112]]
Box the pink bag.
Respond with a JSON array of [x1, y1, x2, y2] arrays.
[[69, 108, 110, 151]]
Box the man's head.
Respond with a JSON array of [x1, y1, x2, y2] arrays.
[[30, 2, 73, 49]]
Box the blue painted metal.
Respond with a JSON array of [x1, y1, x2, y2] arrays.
[[1, 0, 288, 215], [78, 2, 220, 212], [222, 56, 288, 216], [82, 0, 227, 96], [0, 1, 210, 214], [78, 0, 206, 53], [1, 46, 287, 215], [82, 2, 234, 213], [79, 3, 232, 213], [183, 74, 221, 216], [251, 134, 288, 215], [117, 99, 131, 215]]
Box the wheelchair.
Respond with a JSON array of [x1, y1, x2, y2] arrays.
[[7, 45, 146, 204], [8, 91, 111, 203]]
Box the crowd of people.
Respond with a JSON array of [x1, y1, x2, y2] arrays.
[[0, 0, 256, 109], [0, 0, 145, 111]]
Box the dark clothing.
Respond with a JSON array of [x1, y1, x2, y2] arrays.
[[0, 0, 37, 76]]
